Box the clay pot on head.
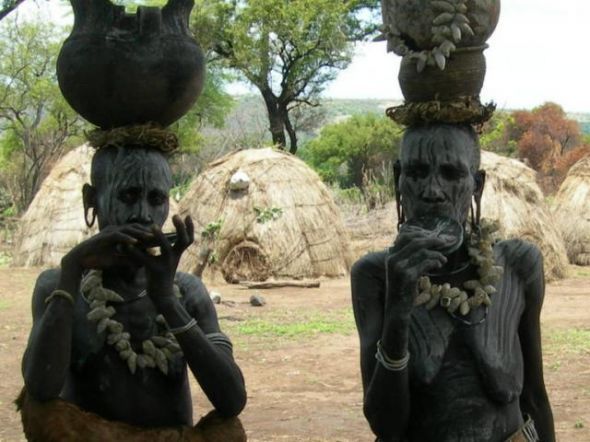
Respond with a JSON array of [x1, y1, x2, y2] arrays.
[[57, 0, 205, 129], [398, 46, 486, 102], [381, 0, 500, 51]]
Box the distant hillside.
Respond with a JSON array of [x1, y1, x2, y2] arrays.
[[319, 98, 402, 121], [203, 96, 590, 152], [202, 96, 403, 149], [568, 113, 590, 135]]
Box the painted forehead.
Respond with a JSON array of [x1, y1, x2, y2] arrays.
[[401, 127, 477, 166], [111, 159, 171, 191]]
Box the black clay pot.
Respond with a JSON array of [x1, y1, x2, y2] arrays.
[[398, 46, 486, 102], [57, 0, 205, 128]]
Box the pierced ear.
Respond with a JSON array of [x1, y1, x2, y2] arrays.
[[474, 170, 486, 201], [82, 184, 97, 228], [473, 170, 486, 227]]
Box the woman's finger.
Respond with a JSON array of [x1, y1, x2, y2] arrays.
[[123, 244, 152, 266], [185, 215, 195, 245], [172, 215, 189, 253], [151, 225, 172, 256]]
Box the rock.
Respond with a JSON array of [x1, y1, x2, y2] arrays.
[[249, 294, 266, 307], [229, 170, 250, 191], [210, 291, 222, 304]]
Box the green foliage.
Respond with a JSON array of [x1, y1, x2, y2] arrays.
[[0, 0, 26, 21], [302, 113, 402, 188], [479, 111, 518, 157], [0, 250, 11, 268], [201, 219, 224, 239], [170, 67, 235, 154], [254, 206, 283, 223], [111, 0, 167, 12], [235, 310, 354, 338], [0, 17, 85, 213], [544, 328, 590, 355], [191, 0, 380, 152]]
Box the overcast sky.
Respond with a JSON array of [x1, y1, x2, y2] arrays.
[[15, 0, 590, 113], [324, 0, 590, 113]]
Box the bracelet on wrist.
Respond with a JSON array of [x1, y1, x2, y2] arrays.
[[168, 318, 198, 336], [375, 339, 410, 371], [45, 289, 75, 306]]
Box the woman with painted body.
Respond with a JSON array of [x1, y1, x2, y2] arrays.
[[20, 147, 246, 439], [351, 124, 554, 442]]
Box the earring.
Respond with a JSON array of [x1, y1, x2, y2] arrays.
[[396, 198, 405, 231], [85, 207, 96, 228], [470, 200, 481, 236]]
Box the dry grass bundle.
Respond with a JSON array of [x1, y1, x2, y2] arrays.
[[86, 123, 178, 153], [552, 155, 590, 266], [12, 145, 95, 267], [12, 145, 178, 268], [177, 148, 353, 282], [342, 201, 397, 261], [480, 150, 569, 281]]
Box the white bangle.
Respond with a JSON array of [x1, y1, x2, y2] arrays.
[[168, 318, 197, 336], [375, 340, 410, 371]]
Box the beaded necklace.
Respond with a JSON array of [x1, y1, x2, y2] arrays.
[[81, 270, 183, 375], [414, 219, 503, 317]]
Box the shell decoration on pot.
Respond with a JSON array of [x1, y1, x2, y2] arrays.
[[378, 0, 501, 72], [57, 0, 205, 129]]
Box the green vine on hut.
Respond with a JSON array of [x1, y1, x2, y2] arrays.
[[254, 207, 283, 224]]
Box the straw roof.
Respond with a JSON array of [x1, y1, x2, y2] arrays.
[[177, 147, 353, 282], [552, 155, 590, 265], [480, 150, 569, 281], [12, 144, 179, 268]]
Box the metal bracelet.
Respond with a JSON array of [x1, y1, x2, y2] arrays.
[[375, 340, 410, 371], [205, 332, 234, 353], [168, 318, 198, 336], [45, 289, 75, 306]]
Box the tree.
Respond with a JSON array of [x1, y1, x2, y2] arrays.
[[509, 102, 588, 193], [0, 18, 85, 213], [302, 113, 402, 189], [191, 0, 379, 154], [511, 103, 581, 169], [479, 111, 517, 157], [0, 0, 28, 21]]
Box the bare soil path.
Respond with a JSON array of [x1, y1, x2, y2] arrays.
[[0, 268, 588, 441]]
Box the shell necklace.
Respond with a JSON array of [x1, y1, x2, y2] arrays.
[[414, 219, 503, 317], [81, 270, 183, 375]]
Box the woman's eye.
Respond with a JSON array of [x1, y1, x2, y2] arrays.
[[149, 192, 167, 206], [441, 166, 465, 180], [119, 189, 139, 203]]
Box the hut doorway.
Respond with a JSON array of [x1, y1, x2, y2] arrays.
[[221, 240, 270, 283]]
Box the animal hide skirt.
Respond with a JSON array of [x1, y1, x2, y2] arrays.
[[15, 388, 247, 442]]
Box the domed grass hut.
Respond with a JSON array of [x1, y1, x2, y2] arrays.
[[12, 144, 178, 268], [480, 151, 569, 281], [552, 156, 590, 265], [177, 148, 353, 282], [12, 145, 94, 267]]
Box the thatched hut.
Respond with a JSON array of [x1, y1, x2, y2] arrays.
[[13, 145, 179, 267], [552, 155, 590, 265], [13, 145, 94, 267], [177, 148, 353, 282], [480, 150, 569, 281]]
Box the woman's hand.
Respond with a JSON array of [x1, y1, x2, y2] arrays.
[[61, 224, 154, 273], [384, 229, 448, 319], [124, 215, 195, 303]]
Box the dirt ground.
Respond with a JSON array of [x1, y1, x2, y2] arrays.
[[0, 267, 589, 442]]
